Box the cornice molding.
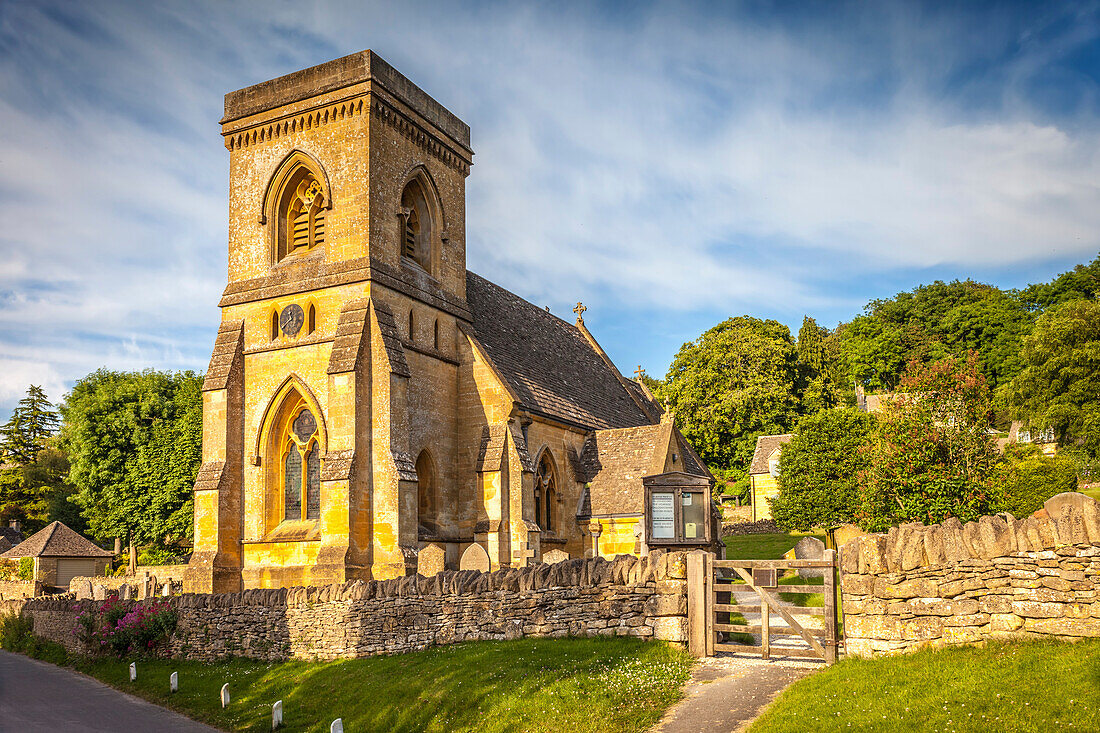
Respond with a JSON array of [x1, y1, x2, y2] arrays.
[[223, 94, 471, 176]]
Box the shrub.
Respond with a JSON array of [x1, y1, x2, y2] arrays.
[[0, 610, 68, 664], [17, 557, 33, 581], [997, 445, 1079, 518], [137, 547, 186, 566], [74, 599, 178, 657], [771, 408, 875, 531]]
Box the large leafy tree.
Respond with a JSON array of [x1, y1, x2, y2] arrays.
[[60, 369, 202, 548], [857, 353, 1002, 531], [1007, 298, 1100, 459], [1019, 253, 1100, 311], [770, 408, 876, 531], [836, 280, 1033, 393], [662, 316, 800, 472]]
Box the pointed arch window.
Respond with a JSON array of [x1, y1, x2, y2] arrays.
[[275, 168, 326, 262], [535, 452, 557, 534], [281, 406, 321, 522], [399, 178, 432, 272], [307, 304, 317, 335]]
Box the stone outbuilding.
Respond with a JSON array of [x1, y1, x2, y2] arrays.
[[186, 50, 716, 593], [0, 521, 114, 589]]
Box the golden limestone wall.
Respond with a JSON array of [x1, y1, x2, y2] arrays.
[[839, 493, 1100, 657], [28, 553, 691, 660]]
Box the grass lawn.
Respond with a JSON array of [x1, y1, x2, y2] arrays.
[[723, 532, 826, 560], [7, 632, 693, 733], [748, 638, 1100, 733], [1081, 485, 1100, 502]]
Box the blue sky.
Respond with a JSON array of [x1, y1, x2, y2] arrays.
[[1, 1, 1099, 417]]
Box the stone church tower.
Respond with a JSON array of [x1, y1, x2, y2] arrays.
[[185, 51, 716, 594]]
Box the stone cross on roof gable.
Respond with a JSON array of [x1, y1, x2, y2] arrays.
[[573, 302, 586, 323], [634, 366, 644, 380]]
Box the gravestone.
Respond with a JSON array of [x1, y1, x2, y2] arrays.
[[170, 671, 178, 693], [129, 662, 136, 681], [417, 544, 446, 577], [141, 574, 152, 600], [272, 700, 283, 729], [459, 543, 490, 572], [161, 582, 172, 598], [74, 579, 93, 600], [793, 536, 826, 579], [542, 549, 569, 565], [331, 719, 344, 733], [119, 584, 132, 601], [92, 585, 106, 601], [221, 683, 230, 708]]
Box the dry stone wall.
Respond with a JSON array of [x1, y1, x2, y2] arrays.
[[839, 493, 1100, 657], [23, 552, 690, 661]]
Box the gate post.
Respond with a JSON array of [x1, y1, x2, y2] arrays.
[[686, 551, 709, 657], [823, 548, 838, 665]]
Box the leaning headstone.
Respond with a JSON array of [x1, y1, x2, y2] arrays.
[[417, 543, 446, 577], [92, 585, 106, 601], [331, 719, 344, 733], [459, 543, 490, 572], [119, 584, 132, 601], [543, 549, 569, 565], [75, 579, 93, 600], [221, 683, 230, 708], [272, 700, 283, 729], [794, 536, 826, 579], [170, 671, 178, 693], [129, 662, 136, 681], [141, 574, 152, 600]]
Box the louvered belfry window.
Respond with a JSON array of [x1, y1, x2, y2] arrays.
[[404, 207, 419, 259], [276, 169, 325, 261]]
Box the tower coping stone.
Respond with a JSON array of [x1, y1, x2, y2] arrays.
[[221, 49, 471, 151]]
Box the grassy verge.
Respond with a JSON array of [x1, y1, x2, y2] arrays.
[[1, 611, 693, 733], [723, 533, 826, 561], [748, 638, 1100, 733]]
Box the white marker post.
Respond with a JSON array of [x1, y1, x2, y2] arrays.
[[330, 719, 343, 733], [221, 683, 230, 708], [129, 662, 136, 682], [272, 700, 283, 729], [170, 671, 178, 693]]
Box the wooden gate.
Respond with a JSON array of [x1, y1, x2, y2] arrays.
[[686, 550, 839, 664]]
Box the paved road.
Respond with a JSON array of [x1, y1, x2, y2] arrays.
[[0, 651, 221, 732]]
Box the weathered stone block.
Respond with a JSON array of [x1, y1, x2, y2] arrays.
[[903, 616, 943, 640], [841, 574, 873, 595], [942, 613, 989, 627], [940, 518, 970, 562], [907, 598, 978, 616], [652, 616, 687, 643], [873, 577, 938, 599], [1012, 600, 1064, 618], [978, 595, 1013, 614], [644, 593, 686, 617], [845, 614, 903, 641], [858, 534, 889, 575], [1024, 616, 1100, 637], [978, 515, 1012, 559], [942, 626, 983, 644]]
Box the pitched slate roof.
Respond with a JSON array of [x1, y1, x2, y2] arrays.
[[576, 423, 711, 517], [749, 434, 794, 475], [466, 272, 652, 430], [0, 525, 22, 548], [0, 521, 114, 559]]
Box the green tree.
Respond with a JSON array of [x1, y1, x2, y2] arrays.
[[60, 369, 202, 548], [0, 386, 68, 533], [797, 316, 839, 414], [836, 280, 1033, 393], [1007, 298, 1100, 459], [770, 408, 876, 531], [662, 317, 800, 472], [995, 444, 1078, 519], [1019, 252, 1100, 311], [0, 385, 60, 465], [857, 353, 1002, 531]]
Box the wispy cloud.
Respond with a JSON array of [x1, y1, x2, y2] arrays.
[[0, 0, 1098, 412]]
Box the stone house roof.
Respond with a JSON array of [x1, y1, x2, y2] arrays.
[[0, 521, 114, 559], [576, 422, 712, 517], [0, 525, 22, 548], [466, 272, 654, 431], [749, 434, 794, 475]]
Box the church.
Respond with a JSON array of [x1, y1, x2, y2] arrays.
[[184, 51, 717, 594]]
